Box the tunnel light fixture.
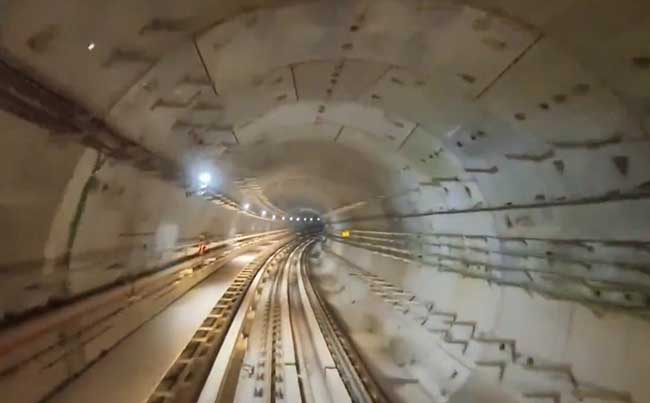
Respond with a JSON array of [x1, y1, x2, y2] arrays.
[[261, 210, 267, 217], [289, 217, 293, 221], [198, 172, 212, 187], [317, 217, 321, 221], [243, 203, 250, 210], [272, 215, 276, 220], [282, 216, 286, 221], [297, 217, 301, 222], [87, 42, 95, 51]]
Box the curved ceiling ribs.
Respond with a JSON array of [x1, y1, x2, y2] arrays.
[[2, 1, 650, 403], [3, 0, 649, 293], [82, 0, 646, 222], [8, 0, 646, 220]]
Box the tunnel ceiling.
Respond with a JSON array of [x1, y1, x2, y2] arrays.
[[2, 0, 650, 221]]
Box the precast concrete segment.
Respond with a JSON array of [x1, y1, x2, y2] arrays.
[[326, 234, 650, 320], [0, 55, 264, 215], [322, 247, 633, 403]]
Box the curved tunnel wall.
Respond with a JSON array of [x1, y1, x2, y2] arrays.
[[1, 0, 650, 402], [0, 110, 284, 319], [316, 238, 650, 401]]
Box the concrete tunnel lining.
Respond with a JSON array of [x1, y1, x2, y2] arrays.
[[1, 0, 650, 402]]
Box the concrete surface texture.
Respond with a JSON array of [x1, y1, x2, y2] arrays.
[[47, 253, 257, 403], [0, 1, 649, 402]]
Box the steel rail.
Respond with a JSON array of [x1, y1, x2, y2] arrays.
[[298, 242, 391, 403], [203, 239, 307, 403], [145, 238, 297, 403], [145, 235, 390, 403], [287, 242, 351, 403]]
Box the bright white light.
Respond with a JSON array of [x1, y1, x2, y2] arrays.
[[261, 210, 267, 217], [243, 203, 250, 210], [272, 215, 276, 220], [310, 218, 313, 221], [198, 172, 211, 186], [317, 217, 321, 221], [289, 217, 293, 221], [87, 42, 95, 51], [297, 217, 301, 222], [282, 216, 286, 221]]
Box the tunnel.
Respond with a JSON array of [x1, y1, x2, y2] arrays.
[[1, 1, 650, 402]]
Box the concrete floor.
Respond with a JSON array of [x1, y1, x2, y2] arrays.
[[46, 252, 257, 403]]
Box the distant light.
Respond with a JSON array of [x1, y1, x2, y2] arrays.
[[317, 217, 321, 221], [198, 172, 211, 186], [289, 217, 293, 221], [243, 203, 250, 210], [261, 210, 267, 217], [272, 215, 276, 220], [309, 218, 313, 221], [297, 217, 301, 222], [282, 216, 286, 221], [87, 42, 95, 51]]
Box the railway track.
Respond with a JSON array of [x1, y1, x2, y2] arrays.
[[146, 237, 389, 403]]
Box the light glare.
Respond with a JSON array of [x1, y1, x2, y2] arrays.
[[198, 172, 211, 185]]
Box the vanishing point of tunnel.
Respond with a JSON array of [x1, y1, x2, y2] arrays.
[[1, 1, 650, 403]]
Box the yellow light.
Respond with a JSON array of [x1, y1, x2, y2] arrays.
[[341, 230, 351, 238]]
